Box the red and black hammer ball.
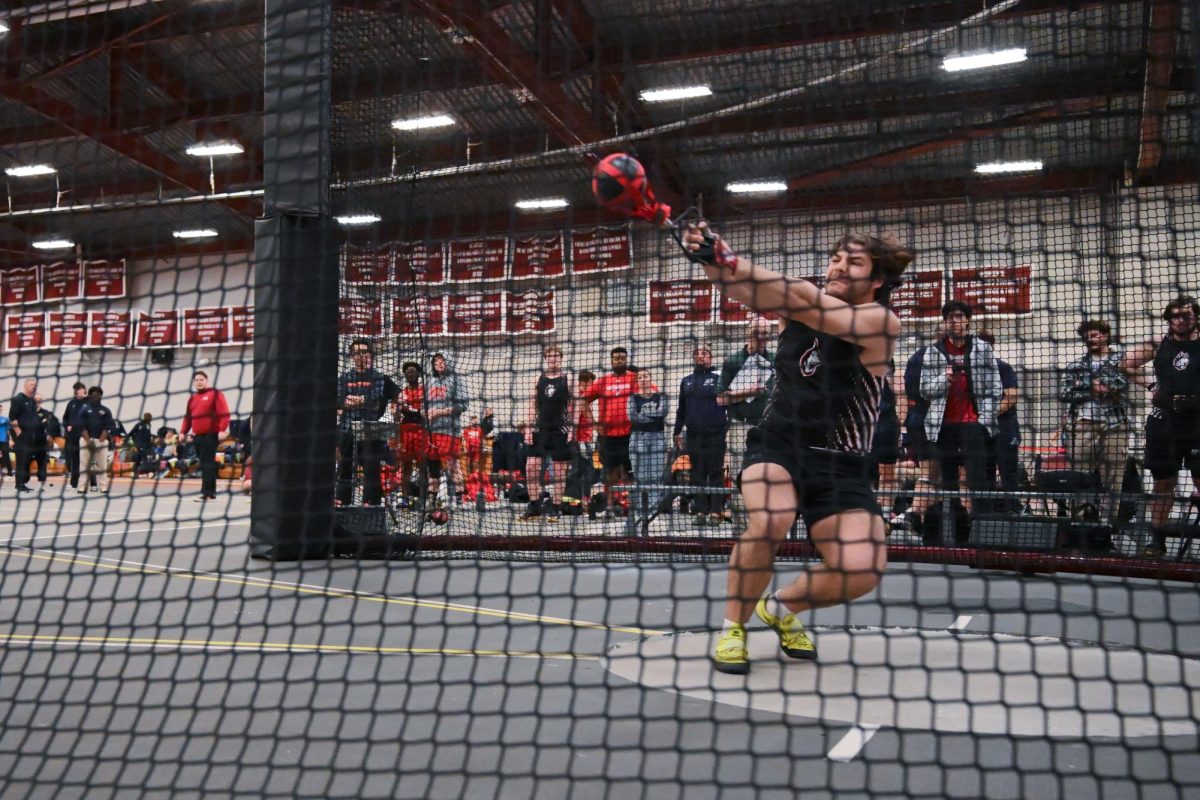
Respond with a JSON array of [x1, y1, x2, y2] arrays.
[[592, 153, 649, 215]]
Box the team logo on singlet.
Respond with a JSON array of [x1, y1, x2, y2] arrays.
[[1174, 352, 1191, 371], [544, 383, 556, 397], [799, 340, 822, 377]]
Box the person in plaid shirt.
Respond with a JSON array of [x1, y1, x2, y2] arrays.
[[1059, 319, 1131, 522]]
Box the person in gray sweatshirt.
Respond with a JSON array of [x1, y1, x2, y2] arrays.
[[425, 352, 470, 503], [627, 368, 669, 517]]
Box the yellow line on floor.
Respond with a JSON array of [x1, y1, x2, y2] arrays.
[[0, 546, 665, 637], [0, 631, 593, 660]]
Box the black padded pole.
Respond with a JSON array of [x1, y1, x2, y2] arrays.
[[251, 0, 338, 559]]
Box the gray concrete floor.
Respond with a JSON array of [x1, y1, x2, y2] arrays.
[[0, 482, 1197, 799]]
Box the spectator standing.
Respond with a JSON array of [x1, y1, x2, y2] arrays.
[[1121, 297, 1200, 556], [977, 330, 1023, 506], [425, 352, 470, 505], [1059, 320, 1130, 521], [890, 346, 934, 538], [627, 368, 669, 516], [29, 393, 59, 489], [396, 361, 427, 509], [129, 413, 156, 467], [182, 371, 231, 502], [462, 416, 486, 478], [9, 378, 39, 494], [674, 344, 730, 526], [0, 411, 11, 479], [718, 317, 776, 478], [336, 340, 399, 507], [893, 302, 1001, 537], [76, 386, 116, 496], [563, 370, 598, 516], [523, 345, 574, 519], [580, 347, 639, 514], [62, 383, 90, 491], [871, 360, 902, 490]]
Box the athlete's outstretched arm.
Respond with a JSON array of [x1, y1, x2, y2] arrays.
[[680, 223, 895, 347]]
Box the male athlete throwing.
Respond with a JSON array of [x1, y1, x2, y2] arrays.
[[680, 222, 912, 675]]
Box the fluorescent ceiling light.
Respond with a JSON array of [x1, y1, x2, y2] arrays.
[[5, 164, 57, 177], [0, 22, 8, 34], [515, 198, 569, 211], [173, 228, 218, 239], [186, 142, 244, 157], [32, 238, 74, 250], [974, 160, 1043, 174], [726, 180, 787, 194], [639, 85, 712, 103], [336, 213, 381, 226], [392, 114, 455, 131], [942, 48, 1028, 73]]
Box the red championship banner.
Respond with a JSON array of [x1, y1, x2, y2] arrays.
[[82, 259, 126, 299], [342, 246, 390, 284], [951, 264, 1032, 315], [446, 293, 504, 336], [4, 312, 46, 350], [87, 311, 133, 348], [182, 307, 231, 345], [648, 280, 714, 325], [230, 305, 254, 343], [448, 238, 507, 283], [393, 242, 445, 284], [392, 296, 445, 336], [1, 266, 40, 306], [510, 234, 565, 280], [136, 309, 179, 348], [715, 288, 780, 324], [571, 227, 631, 274], [47, 311, 89, 347], [890, 270, 945, 319], [41, 261, 83, 301], [505, 289, 555, 334], [338, 298, 383, 336]]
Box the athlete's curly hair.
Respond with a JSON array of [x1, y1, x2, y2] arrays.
[[830, 232, 915, 305]]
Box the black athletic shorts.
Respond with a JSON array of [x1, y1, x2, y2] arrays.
[[530, 429, 573, 462], [1144, 409, 1200, 480], [739, 427, 882, 528], [599, 434, 632, 472]]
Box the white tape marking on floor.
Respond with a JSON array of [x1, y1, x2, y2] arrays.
[[8, 519, 248, 544], [948, 615, 972, 631], [826, 724, 881, 762]]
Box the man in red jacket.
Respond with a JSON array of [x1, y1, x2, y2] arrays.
[[182, 370, 231, 502], [580, 346, 639, 514]]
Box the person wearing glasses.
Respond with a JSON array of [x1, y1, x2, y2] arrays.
[[1121, 296, 1200, 557]]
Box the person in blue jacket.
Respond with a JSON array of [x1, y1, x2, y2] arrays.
[[673, 344, 729, 527]]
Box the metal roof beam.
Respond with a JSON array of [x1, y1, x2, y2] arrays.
[[0, 82, 259, 216], [786, 98, 1110, 191], [13, 1, 261, 50], [582, 0, 1132, 73], [1134, 0, 1181, 178], [412, 0, 605, 146]]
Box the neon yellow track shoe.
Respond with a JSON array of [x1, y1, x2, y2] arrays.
[[755, 597, 817, 661], [711, 624, 750, 675]]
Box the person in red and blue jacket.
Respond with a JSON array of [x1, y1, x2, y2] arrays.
[[182, 370, 231, 502]]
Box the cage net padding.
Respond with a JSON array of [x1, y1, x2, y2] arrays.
[[0, 0, 1198, 798]]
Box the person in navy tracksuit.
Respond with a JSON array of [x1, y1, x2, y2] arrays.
[[674, 345, 729, 526]]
